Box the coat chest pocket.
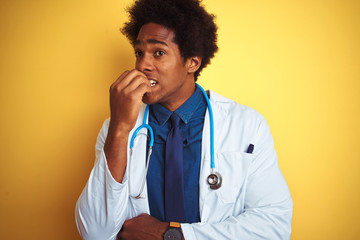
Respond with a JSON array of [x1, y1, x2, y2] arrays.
[[215, 152, 252, 204]]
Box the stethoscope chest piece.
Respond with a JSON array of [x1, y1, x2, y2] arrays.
[[207, 171, 222, 190]]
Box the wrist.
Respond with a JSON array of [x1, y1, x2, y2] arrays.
[[158, 222, 169, 238], [104, 119, 130, 183], [108, 120, 131, 138]]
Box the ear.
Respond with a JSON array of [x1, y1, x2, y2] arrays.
[[186, 56, 202, 74]]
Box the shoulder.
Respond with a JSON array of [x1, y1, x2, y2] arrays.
[[209, 90, 265, 124]]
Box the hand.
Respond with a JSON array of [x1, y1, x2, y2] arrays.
[[117, 214, 168, 240], [109, 69, 152, 133], [104, 70, 152, 183]]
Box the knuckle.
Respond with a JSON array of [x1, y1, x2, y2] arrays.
[[133, 74, 143, 81], [128, 93, 137, 101], [110, 82, 116, 90], [140, 82, 149, 89], [129, 69, 139, 75], [115, 84, 123, 92], [122, 88, 129, 96]]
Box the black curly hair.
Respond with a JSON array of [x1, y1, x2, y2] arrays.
[[121, 0, 218, 81]]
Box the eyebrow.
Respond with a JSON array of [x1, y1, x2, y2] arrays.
[[135, 39, 169, 47]]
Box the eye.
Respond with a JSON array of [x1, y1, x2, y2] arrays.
[[135, 50, 143, 58], [154, 50, 165, 57]]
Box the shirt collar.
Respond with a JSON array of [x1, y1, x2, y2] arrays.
[[150, 85, 205, 125]]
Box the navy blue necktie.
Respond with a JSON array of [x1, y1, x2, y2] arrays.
[[165, 113, 186, 222]]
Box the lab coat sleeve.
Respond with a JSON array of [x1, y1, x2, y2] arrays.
[[181, 118, 293, 240], [75, 119, 132, 240]]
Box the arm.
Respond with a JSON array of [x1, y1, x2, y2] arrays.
[[75, 119, 131, 240], [75, 70, 152, 240], [181, 119, 293, 240], [113, 117, 292, 240], [116, 214, 168, 240], [105, 70, 152, 183]]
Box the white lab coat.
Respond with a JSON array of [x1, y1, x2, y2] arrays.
[[75, 90, 293, 240]]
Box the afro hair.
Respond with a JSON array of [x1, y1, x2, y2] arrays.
[[121, 0, 218, 80]]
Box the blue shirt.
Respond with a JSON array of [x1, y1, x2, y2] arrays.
[[146, 85, 207, 223]]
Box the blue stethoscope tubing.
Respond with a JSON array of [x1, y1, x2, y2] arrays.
[[129, 83, 221, 199], [128, 104, 154, 199], [197, 84, 215, 170]]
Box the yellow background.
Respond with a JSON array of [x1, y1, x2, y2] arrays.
[[1, 0, 359, 239]]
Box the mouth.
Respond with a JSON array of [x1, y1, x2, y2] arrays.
[[149, 79, 158, 87]]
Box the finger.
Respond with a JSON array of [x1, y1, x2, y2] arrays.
[[122, 82, 151, 105], [112, 69, 147, 91], [132, 81, 152, 101], [120, 69, 148, 90], [111, 70, 130, 90], [124, 74, 151, 94], [116, 76, 149, 104]]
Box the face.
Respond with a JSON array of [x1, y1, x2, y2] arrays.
[[135, 22, 198, 111]]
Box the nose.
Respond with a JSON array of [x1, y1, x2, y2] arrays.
[[136, 54, 154, 73]]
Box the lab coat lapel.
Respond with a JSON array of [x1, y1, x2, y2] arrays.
[[199, 90, 227, 221]]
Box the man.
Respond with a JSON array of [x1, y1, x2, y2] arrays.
[[75, 0, 293, 239]]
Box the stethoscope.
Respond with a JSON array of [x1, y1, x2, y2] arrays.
[[128, 83, 222, 199]]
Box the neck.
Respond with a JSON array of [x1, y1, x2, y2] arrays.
[[161, 82, 196, 112]]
